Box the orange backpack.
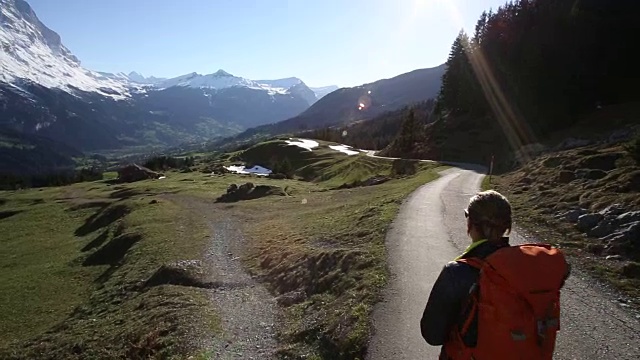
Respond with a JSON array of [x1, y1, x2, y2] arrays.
[[444, 243, 568, 360]]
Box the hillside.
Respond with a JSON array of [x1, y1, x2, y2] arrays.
[[0, 127, 82, 175], [0, 138, 442, 359], [222, 65, 445, 144], [299, 99, 436, 151], [487, 130, 640, 299]]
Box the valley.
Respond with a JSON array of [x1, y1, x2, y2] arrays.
[[1, 0, 639, 359], [0, 139, 443, 358]]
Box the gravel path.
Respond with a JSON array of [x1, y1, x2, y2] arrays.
[[171, 196, 279, 359], [366, 166, 640, 360]]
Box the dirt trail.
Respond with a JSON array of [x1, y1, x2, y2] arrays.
[[170, 196, 279, 359], [366, 166, 640, 360]]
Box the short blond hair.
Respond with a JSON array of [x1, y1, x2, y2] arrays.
[[466, 190, 512, 241]]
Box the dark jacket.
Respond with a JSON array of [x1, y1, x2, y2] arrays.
[[420, 239, 508, 349], [420, 238, 570, 356]]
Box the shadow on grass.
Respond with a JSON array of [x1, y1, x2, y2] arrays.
[[81, 229, 110, 252], [0, 210, 22, 221], [83, 233, 142, 267], [75, 204, 130, 237]]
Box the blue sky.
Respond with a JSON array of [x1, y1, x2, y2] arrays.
[[28, 0, 507, 87]]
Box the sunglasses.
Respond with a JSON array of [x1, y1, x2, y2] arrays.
[[464, 209, 469, 218]]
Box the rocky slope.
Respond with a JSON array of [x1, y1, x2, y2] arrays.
[[491, 124, 640, 300]]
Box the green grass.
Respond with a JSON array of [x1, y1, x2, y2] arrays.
[[0, 178, 220, 359], [481, 175, 493, 191], [0, 137, 446, 359], [235, 138, 421, 188], [238, 163, 444, 359], [0, 189, 99, 346]]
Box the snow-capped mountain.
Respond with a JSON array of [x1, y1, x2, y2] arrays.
[[256, 77, 303, 90], [0, 0, 131, 99], [0, 0, 338, 173], [310, 85, 339, 99], [126, 71, 166, 85], [155, 70, 289, 95]]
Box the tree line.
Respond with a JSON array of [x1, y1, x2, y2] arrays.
[[301, 100, 435, 150], [0, 167, 103, 190], [143, 156, 195, 171], [435, 0, 636, 137]]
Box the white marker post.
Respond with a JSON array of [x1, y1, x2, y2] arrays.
[[488, 154, 494, 186]]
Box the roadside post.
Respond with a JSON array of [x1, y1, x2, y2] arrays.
[[488, 154, 494, 185]]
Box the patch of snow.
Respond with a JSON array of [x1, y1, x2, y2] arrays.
[[330, 144, 360, 156], [285, 138, 319, 151], [225, 165, 272, 176]]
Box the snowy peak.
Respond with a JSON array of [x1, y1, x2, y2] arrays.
[[156, 71, 290, 95], [126, 71, 166, 84], [0, 0, 131, 98], [310, 85, 339, 99], [2, 0, 67, 58], [212, 69, 232, 77], [256, 77, 303, 89]]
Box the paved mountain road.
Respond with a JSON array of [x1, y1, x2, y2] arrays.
[[366, 165, 640, 360]]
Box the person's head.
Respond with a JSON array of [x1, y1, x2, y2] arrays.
[[464, 190, 512, 243]]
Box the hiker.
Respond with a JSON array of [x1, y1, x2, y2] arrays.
[[420, 190, 570, 359]]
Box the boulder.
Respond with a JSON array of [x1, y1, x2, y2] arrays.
[[577, 213, 603, 232], [557, 170, 575, 184], [216, 182, 286, 203], [239, 182, 255, 193], [144, 260, 209, 288], [574, 169, 590, 179], [606, 129, 634, 144], [602, 221, 640, 258], [554, 138, 591, 151], [599, 204, 626, 218], [558, 209, 588, 223], [587, 220, 614, 238], [584, 169, 607, 180], [519, 177, 533, 185], [615, 211, 640, 227], [210, 165, 230, 175], [578, 153, 623, 171], [117, 164, 162, 183]]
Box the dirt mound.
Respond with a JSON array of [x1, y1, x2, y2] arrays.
[[335, 175, 391, 189], [215, 182, 286, 203], [117, 164, 163, 183], [144, 260, 214, 288]]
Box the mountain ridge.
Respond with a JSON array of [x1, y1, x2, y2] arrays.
[[222, 64, 446, 144]]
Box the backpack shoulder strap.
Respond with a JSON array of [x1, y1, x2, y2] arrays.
[[457, 256, 487, 270]]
